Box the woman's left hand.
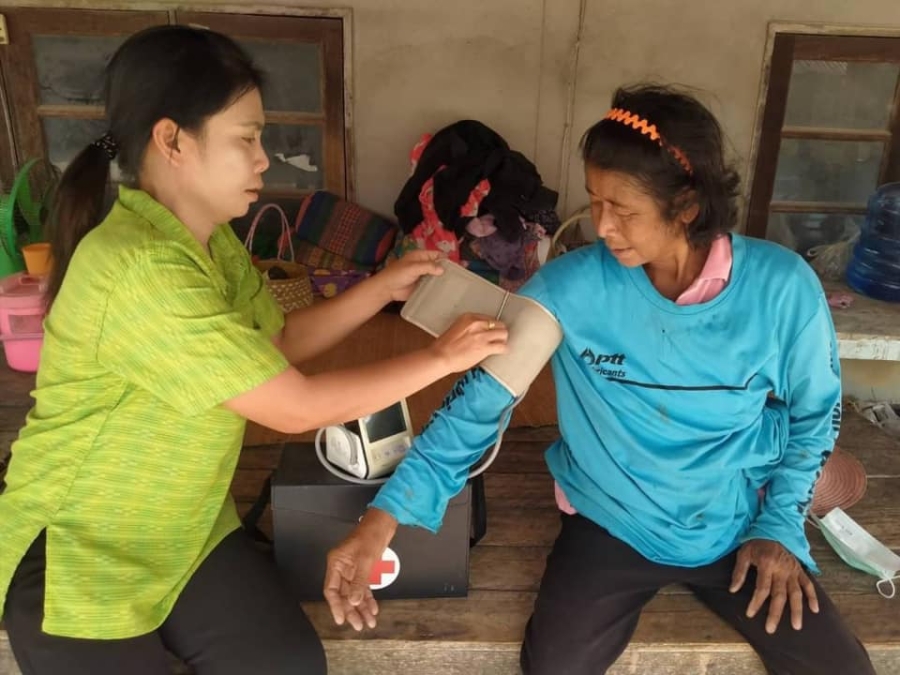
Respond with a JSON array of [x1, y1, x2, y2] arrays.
[[730, 539, 819, 634], [376, 250, 444, 302]]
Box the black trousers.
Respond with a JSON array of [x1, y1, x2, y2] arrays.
[[4, 529, 327, 675], [521, 513, 875, 675]]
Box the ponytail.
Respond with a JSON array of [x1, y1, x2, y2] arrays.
[[45, 135, 115, 304]]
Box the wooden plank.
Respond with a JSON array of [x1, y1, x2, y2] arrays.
[[321, 644, 900, 675], [0, 63, 16, 188], [482, 472, 555, 509], [769, 200, 868, 214], [321, 15, 346, 197], [478, 509, 559, 548], [1, 430, 18, 456], [300, 589, 900, 645], [237, 443, 285, 470], [502, 427, 561, 443], [0, 368, 35, 407], [316, 642, 792, 675], [883, 63, 900, 185], [468, 546, 548, 592], [482, 440, 552, 474], [746, 32, 795, 238], [469, 547, 691, 596], [6, 630, 900, 675], [792, 34, 900, 63], [838, 408, 900, 478], [0, 634, 18, 675], [174, 11, 340, 44], [18, 102, 333, 156], [35, 104, 105, 119], [303, 590, 534, 643], [780, 126, 892, 142], [0, 406, 28, 433], [232, 468, 274, 501]]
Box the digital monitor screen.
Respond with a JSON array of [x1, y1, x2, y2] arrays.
[[361, 403, 408, 443]]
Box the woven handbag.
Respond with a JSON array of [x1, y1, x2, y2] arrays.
[[244, 203, 314, 313]]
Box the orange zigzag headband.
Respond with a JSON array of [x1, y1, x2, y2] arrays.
[[604, 108, 693, 175]]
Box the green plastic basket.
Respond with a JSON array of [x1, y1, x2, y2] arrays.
[[0, 159, 58, 278]]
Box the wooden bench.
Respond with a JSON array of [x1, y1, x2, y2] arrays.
[[229, 413, 900, 675], [2, 300, 900, 673]]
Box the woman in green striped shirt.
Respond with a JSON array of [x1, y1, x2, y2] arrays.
[[0, 25, 507, 675]]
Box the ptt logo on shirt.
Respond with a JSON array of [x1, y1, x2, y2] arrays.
[[580, 348, 627, 379]]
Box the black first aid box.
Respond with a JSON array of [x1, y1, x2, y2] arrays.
[[272, 443, 472, 601]]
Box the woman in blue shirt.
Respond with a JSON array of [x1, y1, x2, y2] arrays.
[[324, 85, 874, 675]]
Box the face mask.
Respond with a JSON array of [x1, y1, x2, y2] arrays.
[[814, 507, 900, 599]]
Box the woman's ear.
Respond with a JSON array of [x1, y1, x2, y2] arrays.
[[149, 118, 183, 166], [676, 189, 700, 226]]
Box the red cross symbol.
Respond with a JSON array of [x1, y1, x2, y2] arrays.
[[369, 559, 395, 585], [368, 546, 401, 590]]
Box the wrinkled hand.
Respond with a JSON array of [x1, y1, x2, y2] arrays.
[[730, 539, 819, 633], [430, 313, 508, 373], [377, 250, 445, 302], [324, 510, 395, 631]]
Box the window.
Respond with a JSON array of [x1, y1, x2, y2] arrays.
[[748, 32, 900, 258], [0, 7, 349, 208]]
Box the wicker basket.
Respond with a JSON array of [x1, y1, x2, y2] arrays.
[[807, 236, 857, 283], [244, 204, 314, 313], [547, 206, 592, 261]]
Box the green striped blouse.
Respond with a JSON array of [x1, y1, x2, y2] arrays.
[[0, 186, 288, 638]]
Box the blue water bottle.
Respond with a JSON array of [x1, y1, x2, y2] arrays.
[[846, 182, 900, 302]]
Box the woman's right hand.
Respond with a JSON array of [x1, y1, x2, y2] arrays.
[[430, 313, 508, 373]]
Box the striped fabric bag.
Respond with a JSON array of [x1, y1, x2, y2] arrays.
[[292, 191, 398, 269]]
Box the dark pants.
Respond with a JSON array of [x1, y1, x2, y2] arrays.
[[4, 529, 327, 675], [520, 513, 875, 675]]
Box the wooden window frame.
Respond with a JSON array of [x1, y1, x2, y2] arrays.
[[747, 29, 900, 239], [176, 11, 346, 198], [0, 5, 355, 199], [0, 8, 170, 189]]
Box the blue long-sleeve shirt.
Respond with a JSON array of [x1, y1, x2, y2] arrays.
[[372, 234, 841, 572]]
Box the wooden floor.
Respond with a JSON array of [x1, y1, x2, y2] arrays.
[[2, 364, 900, 673]]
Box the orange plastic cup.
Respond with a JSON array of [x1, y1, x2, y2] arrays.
[[21, 242, 52, 276]]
